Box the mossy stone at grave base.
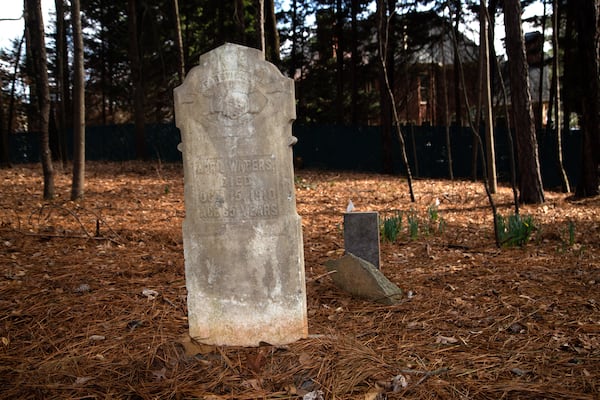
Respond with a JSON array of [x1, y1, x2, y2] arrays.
[[324, 253, 403, 305]]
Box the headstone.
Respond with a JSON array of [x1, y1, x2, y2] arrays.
[[344, 212, 381, 269], [324, 254, 402, 305], [174, 43, 308, 347]]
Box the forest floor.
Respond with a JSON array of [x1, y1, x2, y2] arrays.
[[0, 162, 599, 400]]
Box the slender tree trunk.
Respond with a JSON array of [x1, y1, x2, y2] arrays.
[[377, 0, 393, 174], [289, 0, 298, 78], [550, 0, 570, 193], [441, 23, 453, 179], [173, 0, 185, 83], [481, 0, 497, 193], [259, 0, 265, 56], [264, 0, 280, 64], [0, 74, 8, 167], [452, 0, 462, 126], [25, 0, 54, 199], [71, 0, 85, 200], [574, 0, 600, 197], [537, 0, 548, 132], [127, 0, 146, 160], [335, 0, 345, 124], [350, 0, 359, 125], [7, 34, 24, 139], [378, 0, 415, 201], [504, 0, 545, 204], [55, 0, 67, 167]]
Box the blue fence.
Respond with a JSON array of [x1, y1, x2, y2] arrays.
[[9, 123, 582, 189]]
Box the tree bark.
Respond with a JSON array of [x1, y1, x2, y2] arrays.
[[173, 0, 185, 83], [335, 0, 345, 124], [289, 0, 298, 78], [55, 0, 67, 167], [452, 0, 462, 126], [551, 0, 570, 193], [71, 0, 85, 200], [503, 0, 545, 204], [0, 74, 7, 167], [350, 0, 359, 125], [258, 0, 265, 56], [264, 0, 280, 64], [25, 0, 54, 199], [574, 0, 600, 197], [377, 0, 393, 173], [481, 0, 497, 193], [127, 0, 146, 160]]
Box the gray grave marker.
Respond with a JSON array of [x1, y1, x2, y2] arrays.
[[343, 211, 381, 269], [174, 43, 308, 346]]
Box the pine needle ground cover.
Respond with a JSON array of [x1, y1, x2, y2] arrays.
[[1, 162, 598, 399]]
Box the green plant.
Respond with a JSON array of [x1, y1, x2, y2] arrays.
[[407, 208, 419, 240], [495, 213, 536, 247], [381, 212, 402, 242], [426, 199, 444, 234], [427, 201, 439, 223]]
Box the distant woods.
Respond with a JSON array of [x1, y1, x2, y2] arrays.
[[0, 0, 598, 197]]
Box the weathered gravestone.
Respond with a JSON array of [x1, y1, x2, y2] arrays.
[[174, 43, 308, 347], [343, 211, 380, 269]]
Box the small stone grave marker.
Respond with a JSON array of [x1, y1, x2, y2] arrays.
[[344, 211, 381, 269], [324, 254, 402, 305], [174, 43, 308, 347]]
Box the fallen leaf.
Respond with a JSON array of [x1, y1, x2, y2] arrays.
[[436, 335, 459, 345], [364, 388, 383, 400], [179, 333, 215, 356], [75, 376, 93, 385], [391, 374, 408, 391], [142, 288, 159, 299], [241, 378, 262, 391], [303, 390, 324, 400]]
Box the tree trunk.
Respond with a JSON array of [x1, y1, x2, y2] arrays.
[[335, 0, 345, 124], [574, 0, 600, 197], [503, 0, 545, 204], [258, 0, 265, 56], [71, 0, 85, 200], [550, 0, 570, 193], [54, 0, 68, 167], [127, 0, 146, 160], [0, 74, 7, 167], [377, 0, 393, 173], [25, 0, 54, 199], [7, 33, 24, 141], [441, 31, 453, 180], [452, 0, 462, 126], [350, 0, 359, 125], [537, 0, 548, 132], [289, 0, 298, 78], [575, 0, 600, 197], [481, 0, 497, 193], [264, 0, 280, 64], [173, 0, 185, 83]]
